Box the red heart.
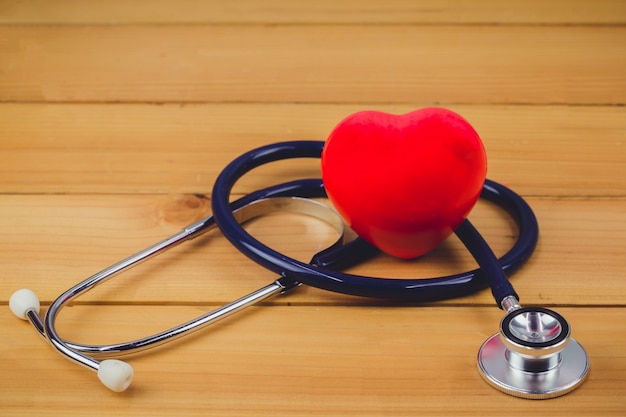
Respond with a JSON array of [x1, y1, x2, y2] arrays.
[[321, 108, 487, 259]]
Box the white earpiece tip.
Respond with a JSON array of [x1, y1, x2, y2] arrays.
[[9, 289, 40, 320], [98, 360, 134, 392]]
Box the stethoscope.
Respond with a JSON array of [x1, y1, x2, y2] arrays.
[[10, 140, 589, 399]]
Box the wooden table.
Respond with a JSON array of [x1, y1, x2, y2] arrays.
[[1, 1, 625, 415]]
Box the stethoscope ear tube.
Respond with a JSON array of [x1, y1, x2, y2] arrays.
[[9, 178, 345, 392]]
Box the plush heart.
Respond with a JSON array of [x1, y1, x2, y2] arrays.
[[321, 108, 487, 259]]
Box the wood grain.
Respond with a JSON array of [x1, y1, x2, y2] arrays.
[[1, 1, 624, 415], [2, 305, 625, 416], [1, 25, 624, 104], [1, 0, 624, 24], [0, 194, 624, 306], [1, 104, 624, 195]]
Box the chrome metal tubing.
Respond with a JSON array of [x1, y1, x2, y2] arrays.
[[64, 280, 288, 358], [41, 227, 211, 371], [35, 197, 344, 371]]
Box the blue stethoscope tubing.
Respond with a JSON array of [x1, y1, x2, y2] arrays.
[[211, 140, 538, 307]]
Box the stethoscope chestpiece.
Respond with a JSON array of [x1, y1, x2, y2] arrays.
[[477, 305, 589, 399]]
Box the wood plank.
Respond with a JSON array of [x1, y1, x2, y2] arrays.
[[2, 1, 622, 416], [1, 0, 625, 25], [1, 103, 624, 196], [1, 26, 624, 104], [2, 305, 624, 416], [1, 194, 624, 306]]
